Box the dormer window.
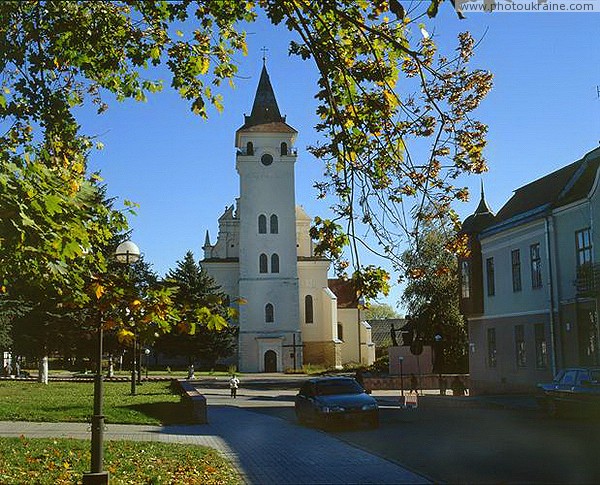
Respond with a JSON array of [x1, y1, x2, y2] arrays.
[[280, 142, 288, 156], [246, 141, 254, 156]]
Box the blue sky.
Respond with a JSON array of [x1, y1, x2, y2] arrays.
[[85, 7, 600, 311]]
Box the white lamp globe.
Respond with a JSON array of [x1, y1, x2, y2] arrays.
[[115, 240, 141, 264]]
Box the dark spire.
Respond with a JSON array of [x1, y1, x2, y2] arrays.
[[474, 180, 493, 216], [461, 179, 495, 234], [244, 64, 285, 128]]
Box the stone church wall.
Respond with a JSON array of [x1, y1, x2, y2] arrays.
[[303, 340, 341, 369]]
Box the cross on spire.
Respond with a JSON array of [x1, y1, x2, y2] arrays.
[[261, 46, 269, 66]]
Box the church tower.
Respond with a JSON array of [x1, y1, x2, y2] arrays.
[[234, 64, 301, 372]]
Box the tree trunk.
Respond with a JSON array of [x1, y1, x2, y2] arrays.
[[38, 355, 49, 384]]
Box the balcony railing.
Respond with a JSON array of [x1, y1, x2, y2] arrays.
[[575, 262, 600, 296]]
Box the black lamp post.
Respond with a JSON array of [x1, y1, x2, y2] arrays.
[[144, 348, 150, 380], [83, 241, 140, 485], [115, 241, 141, 396]]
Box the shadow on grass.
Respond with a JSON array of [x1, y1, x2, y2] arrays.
[[122, 402, 194, 425]]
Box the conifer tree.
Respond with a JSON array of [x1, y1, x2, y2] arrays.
[[157, 251, 236, 368]]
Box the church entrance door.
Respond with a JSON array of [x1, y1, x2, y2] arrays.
[[264, 350, 277, 372]]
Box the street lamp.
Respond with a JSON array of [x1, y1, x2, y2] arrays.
[[115, 241, 141, 396], [144, 348, 150, 380], [83, 240, 140, 485]]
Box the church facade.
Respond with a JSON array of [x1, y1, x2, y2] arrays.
[[202, 65, 375, 372]]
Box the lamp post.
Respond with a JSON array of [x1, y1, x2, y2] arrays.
[[115, 241, 141, 396], [83, 240, 140, 485], [144, 348, 150, 380]]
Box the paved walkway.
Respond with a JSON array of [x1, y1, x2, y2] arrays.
[[0, 408, 428, 484]]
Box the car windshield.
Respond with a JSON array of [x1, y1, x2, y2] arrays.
[[315, 379, 363, 396]]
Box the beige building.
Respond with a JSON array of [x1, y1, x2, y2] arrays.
[[202, 64, 375, 372]]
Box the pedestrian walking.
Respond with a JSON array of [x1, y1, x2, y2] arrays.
[[229, 374, 240, 398], [187, 364, 195, 380]]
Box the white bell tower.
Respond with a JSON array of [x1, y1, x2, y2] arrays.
[[234, 63, 302, 372]]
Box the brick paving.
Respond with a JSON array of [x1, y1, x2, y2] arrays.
[[0, 405, 428, 484]]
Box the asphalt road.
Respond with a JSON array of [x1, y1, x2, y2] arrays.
[[211, 387, 600, 483]]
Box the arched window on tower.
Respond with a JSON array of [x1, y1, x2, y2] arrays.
[[259, 253, 268, 273], [280, 142, 288, 156], [271, 254, 279, 273], [246, 141, 254, 155], [270, 214, 278, 234], [265, 303, 274, 323], [258, 214, 267, 234], [305, 295, 314, 324]]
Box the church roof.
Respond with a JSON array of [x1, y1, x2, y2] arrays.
[[236, 64, 297, 136], [328, 279, 359, 308]]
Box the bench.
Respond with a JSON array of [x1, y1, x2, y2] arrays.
[[174, 379, 208, 424]]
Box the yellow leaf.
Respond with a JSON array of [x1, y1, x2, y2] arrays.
[[117, 329, 135, 345], [94, 284, 104, 300]]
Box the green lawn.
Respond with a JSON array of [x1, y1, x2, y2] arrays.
[[0, 381, 186, 425], [0, 436, 241, 484]]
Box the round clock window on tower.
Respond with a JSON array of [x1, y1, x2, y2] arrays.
[[261, 153, 273, 166]]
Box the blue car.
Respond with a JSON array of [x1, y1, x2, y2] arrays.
[[294, 376, 379, 429], [537, 367, 600, 417]]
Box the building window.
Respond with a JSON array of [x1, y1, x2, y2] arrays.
[[270, 214, 278, 234], [486, 257, 495, 296], [530, 243, 542, 289], [259, 253, 268, 273], [337, 323, 344, 341], [258, 214, 267, 234], [261, 153, 273, 166], [576, 228, 592, 267], [246, 141, 254, 155], [534, 323, 548, 369], [515, 324, 526, 367], [511, 249, 522, 292], [487, 328, 497, 368], [280, 142, 288, 156], [265, 303, 274, 323], [305, 295, 314, 323], [461, 260, 471, 298], [271, 254, 279, 273]]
